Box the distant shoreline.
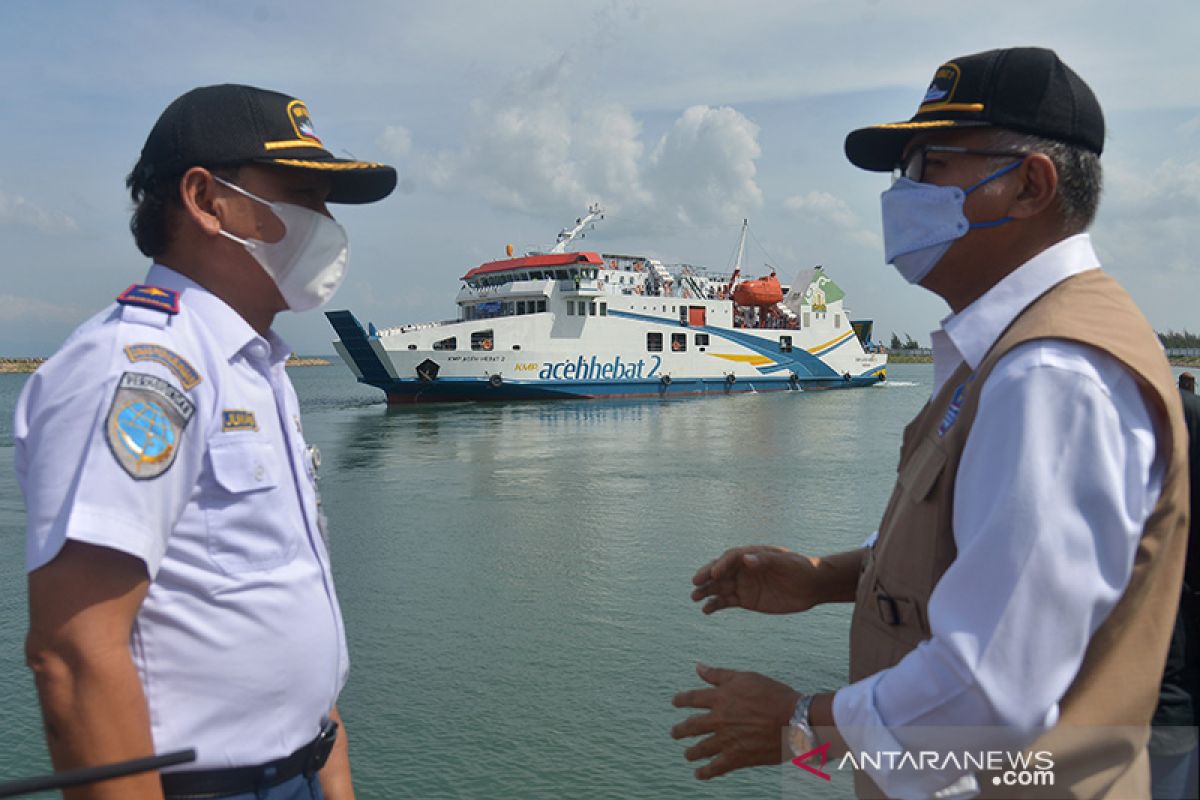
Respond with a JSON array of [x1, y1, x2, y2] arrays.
[[5, 353, 1198, 374], [1, 356, 332, 374], [888, 353, 1200, 367]]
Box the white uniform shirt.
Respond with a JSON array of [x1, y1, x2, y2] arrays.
[[833, 235, 1165, 798], [15, 264, 348, 770]]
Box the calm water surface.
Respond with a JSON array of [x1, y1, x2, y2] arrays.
[[0, 363, 935, 798]]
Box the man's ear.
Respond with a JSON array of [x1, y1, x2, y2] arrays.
[[178, 167, 226, 238], [1008, 153, 1058, 220]]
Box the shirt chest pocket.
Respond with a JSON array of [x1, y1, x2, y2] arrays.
[[205, 438, 300, 573]]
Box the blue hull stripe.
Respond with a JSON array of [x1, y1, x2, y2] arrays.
[[374, 373, 880, 403], [606, 310, 840, 377]]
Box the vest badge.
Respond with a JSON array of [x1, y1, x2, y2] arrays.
[[938, 383, 967, 437]]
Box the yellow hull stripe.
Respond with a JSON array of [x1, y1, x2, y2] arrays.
[[807, 330, 856, 353], [709, 353, 775, 366]]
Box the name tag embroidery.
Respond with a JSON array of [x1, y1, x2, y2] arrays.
[[222, 409, 259, 432]]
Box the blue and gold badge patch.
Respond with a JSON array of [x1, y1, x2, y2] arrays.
[[920, 63, 963, 110], [287, 100, 322, 145], [124, 343, 202, 390], [117, 285, 180, 314], [222, 409, 259, 433], [106, 372, 195, 479]]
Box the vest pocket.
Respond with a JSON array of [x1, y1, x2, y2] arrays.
[[205, 438, 299, 573], [898, 436, 948, 502]]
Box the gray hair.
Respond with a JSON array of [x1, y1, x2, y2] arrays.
[[985, 130, 1102, 233]]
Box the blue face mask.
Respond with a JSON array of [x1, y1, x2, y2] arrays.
[[880, 159, 1022, 285]]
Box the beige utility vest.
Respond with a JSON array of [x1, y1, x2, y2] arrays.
[[849, 269, 1188, 799]]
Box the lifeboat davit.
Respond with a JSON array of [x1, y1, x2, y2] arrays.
[[732, 274, 783, 306]]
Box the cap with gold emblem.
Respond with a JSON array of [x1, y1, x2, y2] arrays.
[[130, 84, 397, 204], [845, 47, 1104, 172]]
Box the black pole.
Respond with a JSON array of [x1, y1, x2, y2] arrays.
[[0, 749, 195, 798]]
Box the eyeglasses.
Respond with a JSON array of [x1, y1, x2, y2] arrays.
[[893, 145, 1028, 183]]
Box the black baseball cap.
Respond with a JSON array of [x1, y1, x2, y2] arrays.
[[845, 47, 1104, 172], [131, 84, 397, 204]]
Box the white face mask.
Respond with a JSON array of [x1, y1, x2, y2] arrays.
[[214, 175, 350, 311], [879, 160, 1021, 285]]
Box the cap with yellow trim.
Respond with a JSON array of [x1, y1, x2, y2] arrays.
[[845, 47, 1104, 172], [130, 84, 397, 204]]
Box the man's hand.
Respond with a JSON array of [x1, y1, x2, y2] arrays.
[[670, 663, 800, 780], [691, 546, 822, 614]]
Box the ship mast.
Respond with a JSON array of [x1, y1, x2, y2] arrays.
[[548, 203, 605, 254], [726, 218, 748, 293]]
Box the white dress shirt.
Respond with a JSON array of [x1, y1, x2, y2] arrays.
[[15, 264, 348, 769], [832, 234, 1165, 798]]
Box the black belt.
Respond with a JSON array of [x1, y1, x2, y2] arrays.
[[161, 720, 338, 800]]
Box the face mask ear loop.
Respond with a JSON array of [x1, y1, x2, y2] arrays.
[[211, 174, 272, 207], [964, 158, 1023, 194], [963, 159, 1023, 231], [212, 175, 279, 249], [217, 228, 256, 249]]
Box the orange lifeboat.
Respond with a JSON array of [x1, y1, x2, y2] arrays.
[[732, 274, 783, 306]]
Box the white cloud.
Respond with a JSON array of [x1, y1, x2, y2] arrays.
[[410, 57, 762, 230], [378, 125, 413, 159], [0, 190, 78, 234], [646, 105, 763, 227], [783, 191, 881, 248]]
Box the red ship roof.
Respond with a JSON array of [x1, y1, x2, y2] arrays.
[[462, 251, 603, 281]]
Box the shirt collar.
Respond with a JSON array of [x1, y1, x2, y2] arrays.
[[146, 264, 292, 365], [932, 233, 1100, 390]]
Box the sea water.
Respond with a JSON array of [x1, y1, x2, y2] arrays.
[[0, 364, 934, 798]]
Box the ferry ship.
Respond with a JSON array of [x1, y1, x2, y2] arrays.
[[326, 207, 887, 403]]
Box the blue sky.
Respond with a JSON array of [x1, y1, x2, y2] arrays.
[[2, 0, 1197, 355]]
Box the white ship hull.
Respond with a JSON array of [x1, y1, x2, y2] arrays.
[[328, 211, 886, 403]]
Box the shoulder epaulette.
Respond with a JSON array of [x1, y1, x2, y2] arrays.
[[117, 284, 180, 315]]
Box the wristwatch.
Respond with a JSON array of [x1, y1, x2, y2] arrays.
[[788, 693, 819, 757]]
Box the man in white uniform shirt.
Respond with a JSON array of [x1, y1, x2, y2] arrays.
[[672, 48, 1189, 798], [17, 85, 396, 799]]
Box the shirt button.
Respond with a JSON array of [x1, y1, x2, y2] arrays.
[[254, 464, 265, 482]]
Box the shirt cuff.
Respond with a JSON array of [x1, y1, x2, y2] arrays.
[[833, 678, 980, 800], [27, 505, 166, 576]]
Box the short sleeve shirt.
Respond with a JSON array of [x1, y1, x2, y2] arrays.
[[14, 264, 348, 769]]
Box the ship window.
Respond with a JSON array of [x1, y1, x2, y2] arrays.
[[504, 302, 514, 316], [803, 312, 811, 328], [695, 333, 709, 346], [433, 336, 457, 351], [471, 330, 494, 351], [647, 332, 663, 352], [537, 299, 547, 313], [589, 302, 597, 316], [513, 344, 521, 350], [835, 314, 841, 328], [566, 301, 575, 315], [555, 270, 569, 279], [780, 336, 793, 353], [408, 344, 417, 350], [517, 301, 526, 315], [599, 302, 607, 316], [671, 333, 687, 352]]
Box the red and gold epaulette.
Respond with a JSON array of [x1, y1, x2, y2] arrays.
[[116, 284, 180, 314]]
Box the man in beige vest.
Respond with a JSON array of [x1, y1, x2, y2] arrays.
[[672, 47, 1188, 798]]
